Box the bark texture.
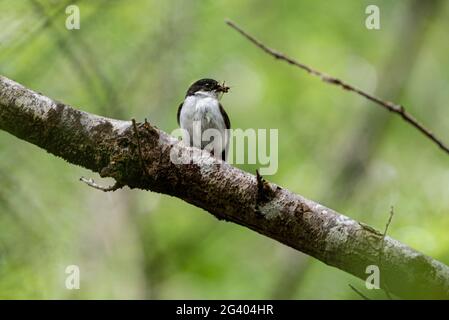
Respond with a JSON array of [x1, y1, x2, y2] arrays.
[[0, 75, 448, 299]]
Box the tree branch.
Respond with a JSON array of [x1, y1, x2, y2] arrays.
[[0, 75, 448, 299], [225, 19, 449, 156]]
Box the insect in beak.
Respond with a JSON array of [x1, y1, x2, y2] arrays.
[[216, 81, 230, 99], [219, 81, 230, 93]]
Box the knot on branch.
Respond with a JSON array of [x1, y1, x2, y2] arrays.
[[142, 118, 160, 137], [95, 118, 163, 187], [255, 170, 276, 215]]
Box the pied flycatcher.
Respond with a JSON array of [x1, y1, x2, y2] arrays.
[[177, 78, 230, 161]]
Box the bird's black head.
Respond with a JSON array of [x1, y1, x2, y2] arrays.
[[186, 78, 229, 97]]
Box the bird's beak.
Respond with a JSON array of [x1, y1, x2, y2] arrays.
[[216, 82, 230, 93]]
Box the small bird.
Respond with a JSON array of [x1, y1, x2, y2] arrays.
[[177, 78, 230, 161]]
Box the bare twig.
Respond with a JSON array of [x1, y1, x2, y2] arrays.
[[379, 206, 395, 300], [347, 206, 395, 300], [79, 177, 123, 192], [225, 19, 449, 156], [348, 284, 371, 300], [379, 206, 395, 267]]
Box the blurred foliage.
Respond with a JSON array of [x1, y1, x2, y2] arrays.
[[0, 0, 449, 299]]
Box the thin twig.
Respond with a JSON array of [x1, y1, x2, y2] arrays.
[[79, 177, 122, 192], [379, 206, 395, 300], [348, 284, 371, 300], [379, 206, 394, 267], [225, 19, 449, 156], [132, 118, 150, 176]]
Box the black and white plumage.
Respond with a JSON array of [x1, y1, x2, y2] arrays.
[[177, 78, 230, 161]]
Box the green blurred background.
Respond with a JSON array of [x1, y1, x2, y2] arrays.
[[0, 0, 448, 299]]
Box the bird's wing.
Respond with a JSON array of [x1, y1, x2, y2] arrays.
[[219, 103, 231, 161], [219, 103, 231, 129], [177, 102, 183, 125]]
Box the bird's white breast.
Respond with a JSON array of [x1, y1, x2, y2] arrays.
[[180, 92, 227, 152]]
